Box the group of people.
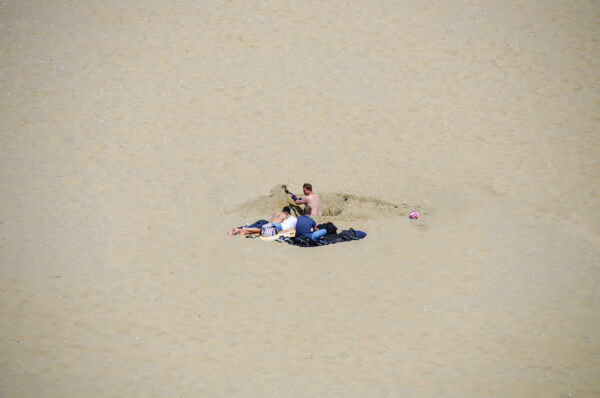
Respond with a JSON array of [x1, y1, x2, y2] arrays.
[[228, 183, 326, 240]]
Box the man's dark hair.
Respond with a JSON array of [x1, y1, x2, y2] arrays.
[[282, 206, 291, 214], [303, 183, 312, 191]]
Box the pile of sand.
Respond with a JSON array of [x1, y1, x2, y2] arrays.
[[228, 184, 420, 221]]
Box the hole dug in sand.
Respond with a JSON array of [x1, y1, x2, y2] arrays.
[[228, 184, 417, 221]]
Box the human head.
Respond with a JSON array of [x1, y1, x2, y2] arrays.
[[302, 183, 312, 195], [282, 206, 291, 214]]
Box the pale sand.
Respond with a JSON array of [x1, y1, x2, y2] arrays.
[[1, 1, 599, 396]]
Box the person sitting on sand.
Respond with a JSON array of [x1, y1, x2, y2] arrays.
[[228, 207, 293, 235], [291, 183, 323, 216], [294, 215, 327, 240]]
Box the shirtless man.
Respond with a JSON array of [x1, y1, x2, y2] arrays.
[[228, 207, 292, 235], [293, 183, 323, 216]]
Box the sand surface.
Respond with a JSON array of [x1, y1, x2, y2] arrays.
[[1, 1, 599, 396]]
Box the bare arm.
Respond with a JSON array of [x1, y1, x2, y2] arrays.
[[295, 197, 308, 204]]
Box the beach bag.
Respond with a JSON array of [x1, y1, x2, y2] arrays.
[[317, 222, 338, 235], [261, 223, 278, 237]]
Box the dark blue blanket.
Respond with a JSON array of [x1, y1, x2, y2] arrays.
[[276, 228, 366, 247]]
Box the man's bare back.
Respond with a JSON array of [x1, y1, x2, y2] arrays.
[[268, 211, 289, 223], [294, 183, 323, 216]]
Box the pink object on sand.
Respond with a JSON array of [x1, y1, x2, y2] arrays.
[[409, 211, 418, 219]]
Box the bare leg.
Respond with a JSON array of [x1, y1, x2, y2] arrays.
[[241, 227, 261, 235], [229, 227, 250, 235]]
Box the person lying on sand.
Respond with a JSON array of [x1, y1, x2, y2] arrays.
[[228, 207, 293, 235], [290, 183, 323, 216], [272, 211, 297, 233]]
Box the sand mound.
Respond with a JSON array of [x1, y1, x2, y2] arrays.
[[228, 184, 417, 221]]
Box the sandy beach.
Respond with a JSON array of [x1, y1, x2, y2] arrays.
[[1, 1, 599, 396]]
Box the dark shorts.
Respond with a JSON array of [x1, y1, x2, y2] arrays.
[[239, 219, 268, 229]]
